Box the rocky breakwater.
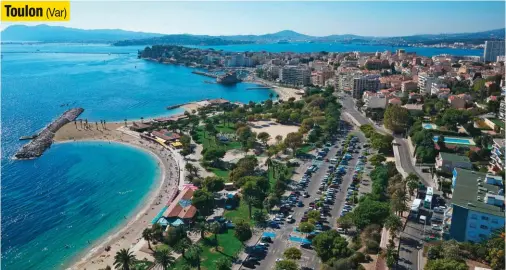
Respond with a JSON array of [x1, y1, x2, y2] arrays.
[[14, 108, 84, 159]]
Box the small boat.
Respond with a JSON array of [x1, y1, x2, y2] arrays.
[[19, 135, 38, 140]]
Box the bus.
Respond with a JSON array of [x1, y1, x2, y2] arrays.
[[424, 194, 433, 209], [410, 199, 422, 216], [426, 187, 434, 196]]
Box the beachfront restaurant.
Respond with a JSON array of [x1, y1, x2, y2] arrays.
[[162, 186, 197, 229]]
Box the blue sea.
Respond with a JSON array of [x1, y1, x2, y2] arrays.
[[1, 43, 274, 270], [195, 42, 483, 56], [0, 42, 481, 269]]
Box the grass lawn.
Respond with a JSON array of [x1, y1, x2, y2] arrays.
[[298, 144, 315, 154], [224, 199, 259, 224], [171, 229, 243, 270], [196, 127, 242, 152], [210, 167, 230, 180]]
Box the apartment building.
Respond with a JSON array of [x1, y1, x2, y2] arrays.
[[352, 74, 380, 98], [483, 41, 505, 62], [418, 72, 438, 95], [401, 81, 418, 92], [447, 169, 504, 243], [279, 65, 311, 86], [500, 99, 505, 120], [435, 152, 473, 174]]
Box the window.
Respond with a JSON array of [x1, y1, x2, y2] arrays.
[[480, 225, 488, 230], [481, 216, 489, 221], [469, 223, 477, 228], [491, 219, 499, 224], [471, 214, 477, 220]]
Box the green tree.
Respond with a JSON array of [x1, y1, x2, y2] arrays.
[[336, 215, 353, 233], [203, 149, 226, 167], [257, 132, 271, 146], [253, 210, 268, 226], [298, 222, 315, 235], [192, 189, 214, 216], [275, 260, 299, 270], [113, 248, 136, 270], [193, 221, 208, 239], [203, 176, 225, 192], [234, 219, 252, 244], [242, 193, 258, 219], [142, 228, 153, 250], [174, 238, 192, 258], [384, 105, 411, 133], [307, 210, 320, 221], [384, 214, 403, 241], [209, 221, 221, 245], [312, 230, 352, 262], [370, 154, 386, 166], [216, 257, 232, 270], [350, 199, 390, 229], [425, 258, 468, 270], [185, 245, 203, 270], [153, 248, 175, 270], [284, 247, 302, 260], [284, 132, 304, 155]]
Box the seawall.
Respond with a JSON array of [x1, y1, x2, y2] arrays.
[[15, 108, 84, 159]]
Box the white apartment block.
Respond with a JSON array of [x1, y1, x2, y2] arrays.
[[430, 82, 448, 95], [418, 72, 438, 95]]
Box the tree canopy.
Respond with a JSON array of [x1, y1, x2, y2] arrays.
[[312, 230, 352, 262]]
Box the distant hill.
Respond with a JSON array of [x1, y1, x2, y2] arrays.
[[113, 34, 252, 46], [2, 24, 504, 45], [1, 24, 164, 43]]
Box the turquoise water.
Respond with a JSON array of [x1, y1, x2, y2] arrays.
[[195, 42, 482, 56], [1, 142, 160, 270], [423, 123, 438, 130], [1, 43, 274, 270], [433, 136, 475, 145]]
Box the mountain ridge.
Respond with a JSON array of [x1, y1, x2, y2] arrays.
[[2, 24, 504, 45]]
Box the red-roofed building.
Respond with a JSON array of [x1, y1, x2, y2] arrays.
[[163, 186, 198, 221], [152, 129, 181, 142]]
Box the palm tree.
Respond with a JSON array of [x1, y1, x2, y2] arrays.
[[174, 237, 192, 258], [210, 221, 221, 245], [124, 119, 127, 127], [385, 214, 403, 241], [113, 248, 136, 270], [140, 117, 144, 123], [242, 194, 257, 219], [142, 228, 153, 250], [153, 248, 175, 270], [193, 221, 208, 239], [215, 257, 232, 270], [185, 245, 203, 270]]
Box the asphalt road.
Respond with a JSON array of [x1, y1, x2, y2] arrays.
[[339, 94, 431, 270], [249, 122, 364, 270], [339, 95, 432, 187]]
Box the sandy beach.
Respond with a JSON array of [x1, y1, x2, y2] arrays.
[[245, 78, 303, 101], [249, 120, 300, 145], [55, 122, 181, 270]]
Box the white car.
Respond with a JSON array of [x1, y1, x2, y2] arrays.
[[276, 258, 283, 262], [337, 228, 346, 234]]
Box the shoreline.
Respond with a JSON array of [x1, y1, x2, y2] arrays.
[[54, 128, 181, 270]]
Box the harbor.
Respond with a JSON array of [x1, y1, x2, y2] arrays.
[[14, 108, 84, 159]]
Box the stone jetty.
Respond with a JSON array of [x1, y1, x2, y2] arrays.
[[15, 108, 84, 159]]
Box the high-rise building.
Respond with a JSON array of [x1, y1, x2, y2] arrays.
[[418, 72, 437, 95], [483, 41, 505, 62], [352, 74, 380, 98], [279, 65, 310, 86]]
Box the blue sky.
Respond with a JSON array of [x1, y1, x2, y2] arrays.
[[4, 1, 505, 36]]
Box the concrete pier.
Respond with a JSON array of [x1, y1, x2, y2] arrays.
[[14, 108, 84, 159]]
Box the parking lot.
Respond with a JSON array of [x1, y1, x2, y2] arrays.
[[242, 122, 373, 270]]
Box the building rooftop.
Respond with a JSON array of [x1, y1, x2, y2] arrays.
[[439, 152, 471, 163], [452, 168, 504, 217]]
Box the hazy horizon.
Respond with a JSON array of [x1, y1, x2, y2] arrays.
[[1, 1, 505, 37]]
